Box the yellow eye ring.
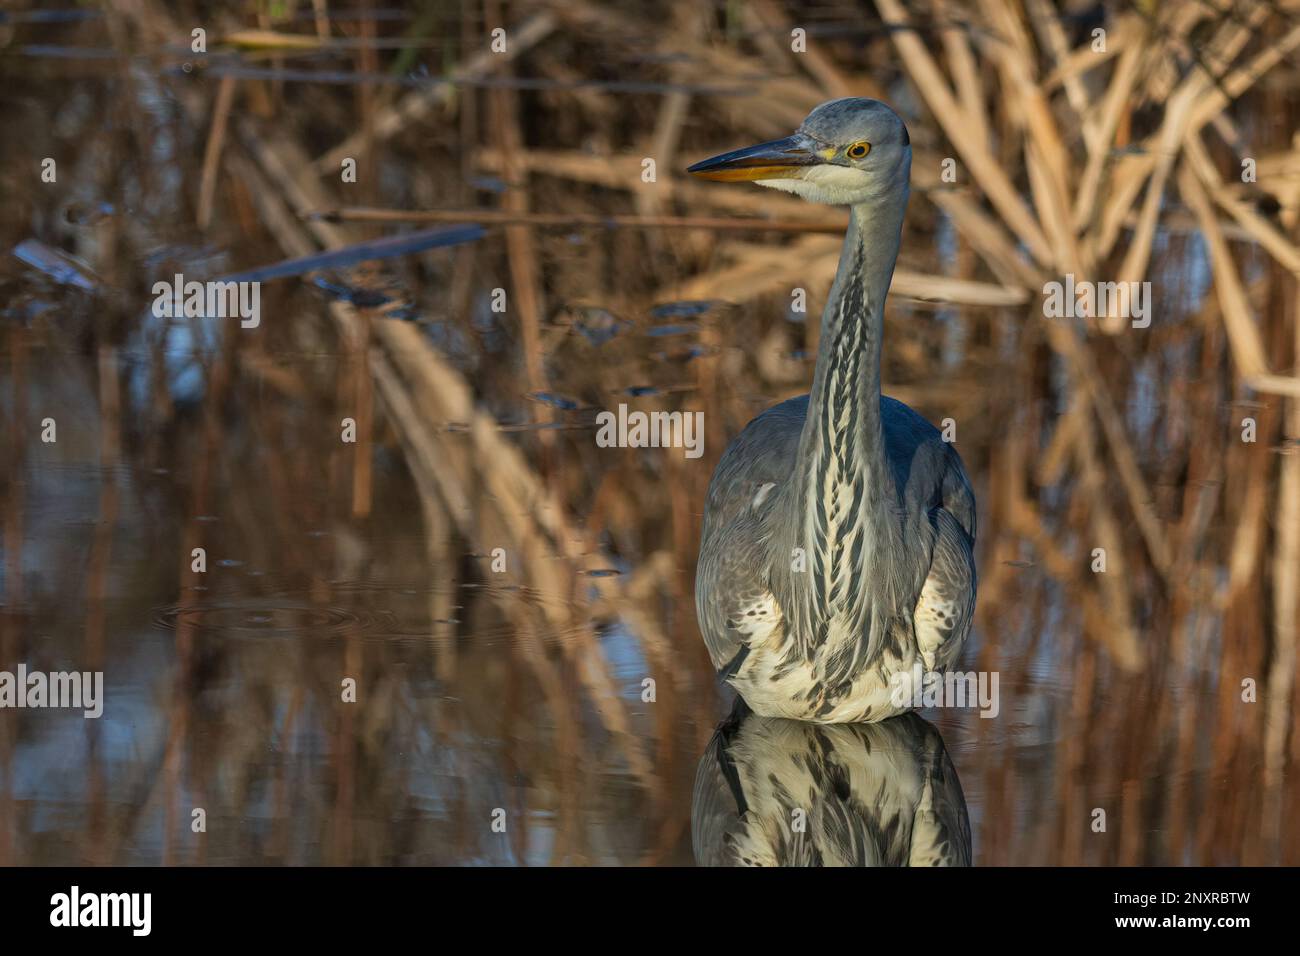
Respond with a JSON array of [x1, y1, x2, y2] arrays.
[[846, 142, 870, 159]]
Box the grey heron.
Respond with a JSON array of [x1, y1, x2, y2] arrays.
[[692, 699, 971, 866], [689, 98, 977, 722]]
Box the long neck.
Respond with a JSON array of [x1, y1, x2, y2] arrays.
[[786, 192, 907, 621]]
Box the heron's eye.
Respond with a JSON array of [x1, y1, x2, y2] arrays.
[[846, 142, 871, 159]]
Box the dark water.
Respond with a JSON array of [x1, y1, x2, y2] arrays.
[[0, 358, 1239, 865]]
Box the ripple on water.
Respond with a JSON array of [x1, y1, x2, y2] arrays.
[[151, 577, 586, 643], [649, 300, 719, 319], [150, 602, 372, 637]]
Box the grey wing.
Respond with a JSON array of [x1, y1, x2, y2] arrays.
[[695, 399, 805, 675], [913, 507, 977, 673], [695, 509, 783, 677], [939, 453, 977, 542], [881, 394, 977, 541]]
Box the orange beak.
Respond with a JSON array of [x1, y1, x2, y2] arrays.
[[687, 135, 817, 182]]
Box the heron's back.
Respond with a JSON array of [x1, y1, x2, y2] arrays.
[[701, 393, 973, 539]]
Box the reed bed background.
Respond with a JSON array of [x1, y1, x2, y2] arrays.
[[1, 0, 1299, 864]]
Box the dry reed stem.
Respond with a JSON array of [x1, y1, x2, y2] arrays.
[[1178, 162, 1272, 379], [1263, 292, 1300, 849], [1073, 32, 1143, 231], [664, 232, 1028, 306], [876, 0, 1054, 265], [197, 74, 238, 230], [314, 11, 558, 172], [234, 120, 655, 781], [1184, 133, 1300, 275], [314, 205, 850, 233]]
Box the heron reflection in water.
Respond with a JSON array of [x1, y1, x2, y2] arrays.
[[689, 99, 977, 723], [692, 701, 970, 866]]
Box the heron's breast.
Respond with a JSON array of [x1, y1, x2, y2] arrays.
[[732, 637, 922, 723]]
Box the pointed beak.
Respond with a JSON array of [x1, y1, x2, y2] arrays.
[[687, 135, 819, 182]]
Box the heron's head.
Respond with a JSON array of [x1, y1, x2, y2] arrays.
[[687, 98, 911, 206]]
